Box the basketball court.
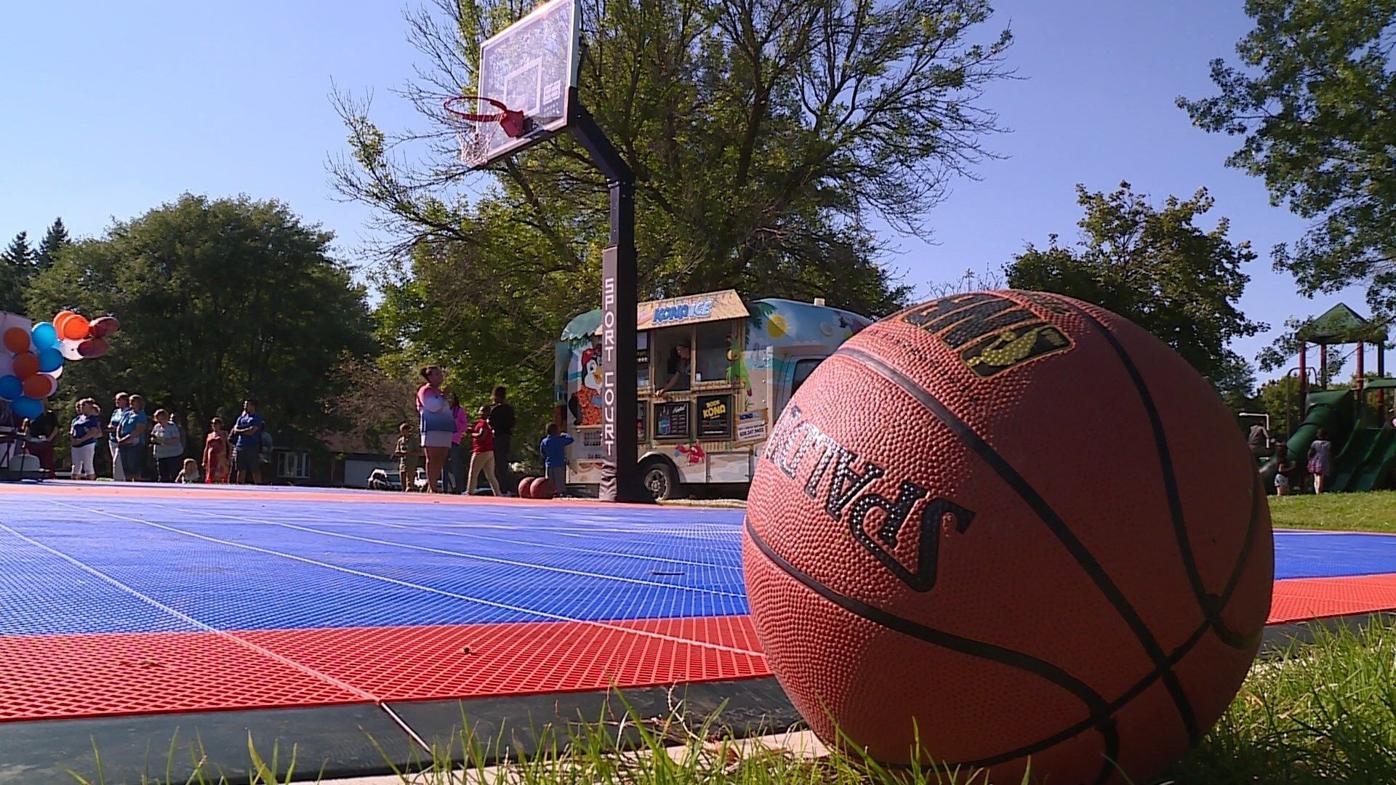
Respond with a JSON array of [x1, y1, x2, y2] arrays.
[[0, 481, 1390, 782]]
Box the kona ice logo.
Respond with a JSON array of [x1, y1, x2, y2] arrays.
[[653, 299, 714, 325]]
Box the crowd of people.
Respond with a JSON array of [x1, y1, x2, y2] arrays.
[[399, 366, 571, 497], [0, 391, 273, 484]]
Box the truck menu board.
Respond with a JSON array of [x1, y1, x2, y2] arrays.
[[697, 395, 732, 439], [653, 401, 690, 440]]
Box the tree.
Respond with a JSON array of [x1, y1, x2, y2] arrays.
[[35, 218, 71, 271], [332, 0, 1011, 304], [1005, 182, 1267, 392], [1178, 0, 1396, 318], [1258, 374, 1303, 437], [0, 231, 34, 313], [329, 0, 1011, 444], [25, 195, 377, 451]]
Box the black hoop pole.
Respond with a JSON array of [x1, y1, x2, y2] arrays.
[[567, 91, 648, 503]]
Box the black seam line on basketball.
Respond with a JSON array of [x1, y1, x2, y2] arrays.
[[836, 345, 1202, 746], [941, 459, 1272, 769], [744, 517, 1120, 768], [1060, 300, 1252, 651]]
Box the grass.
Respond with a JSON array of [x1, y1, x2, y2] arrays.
[[1168, 620, 1396, 784], [65, 621, 1396, 785], [1268, 490, 1396, 533]]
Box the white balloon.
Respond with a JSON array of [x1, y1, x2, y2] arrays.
[[58, 339, 84, 361], [47, 364, 63, 380]]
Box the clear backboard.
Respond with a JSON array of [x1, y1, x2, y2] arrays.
[[452, 0, 580, 168]]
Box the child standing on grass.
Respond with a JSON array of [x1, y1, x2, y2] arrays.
[[1308, 429, 1333, 494], [1273, 444, 1294, 497], [175, 458, 201, 483], [394, 422, 418, 493], [539, 424, 574, 497]]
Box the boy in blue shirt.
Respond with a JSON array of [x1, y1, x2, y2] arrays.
[[539, 424, 574, 497]]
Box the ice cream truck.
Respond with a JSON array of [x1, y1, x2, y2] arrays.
[[554, 289, 873, 499]]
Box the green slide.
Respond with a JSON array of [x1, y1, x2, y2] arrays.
[[1329, 427, 1381, 491], [1338, 426, 1396, 492]]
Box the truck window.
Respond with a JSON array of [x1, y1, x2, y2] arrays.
[[695, 321, 736, 383], [791, 359, 821, 397], [651, 328, 693, 393]]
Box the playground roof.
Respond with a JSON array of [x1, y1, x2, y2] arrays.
[[1296, 303, 1388, 344]]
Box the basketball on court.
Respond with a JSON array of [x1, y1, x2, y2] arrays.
[[517, 477, 537, 499], [531, 477, 555, 499], [743, 290, 1274, 784]]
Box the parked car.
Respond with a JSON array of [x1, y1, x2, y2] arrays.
[[413, 467, 443, 493], [367, 468, 402, 491]]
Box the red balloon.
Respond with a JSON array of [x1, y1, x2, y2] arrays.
[[77, 338, 109, 358], [12, 352, 38, 379], [3, 327, 30, 354], [21, 373, 56, 399], [53, 310, 77, 336], [61, 315, 90, 341], [90, 316, 120, 338]]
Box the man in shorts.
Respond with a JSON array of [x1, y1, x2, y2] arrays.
[[230, 399, 264, 485]]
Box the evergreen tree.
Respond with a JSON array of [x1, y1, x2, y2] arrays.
[[0, 232, 34, 313], [35, 218, 70, 271]]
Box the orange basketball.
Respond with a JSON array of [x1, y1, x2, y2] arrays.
[[743, 291, 1272, 785], [531, 477, 555, 499], [517, 477, 536, 499]]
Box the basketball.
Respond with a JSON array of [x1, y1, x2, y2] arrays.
[[517, 477, 536, 499], [531, 477, 555, 499], [743, 291, 1273, 785]]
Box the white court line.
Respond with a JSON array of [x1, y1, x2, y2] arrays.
[[0, 523, 381, 703], [148, 508, 741, 537], [49, 501, 763, 658], [279, 517, 742, 536], [195, 510, 741, 571], [175, 508, 744, 598]]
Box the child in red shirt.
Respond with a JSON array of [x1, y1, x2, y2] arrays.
[[466, 405, 502, 496]]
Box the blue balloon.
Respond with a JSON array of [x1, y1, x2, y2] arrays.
[[0, 375, 19, 401], [30, 322, 57, 350], [37, 348, 63, 373], [12, 396, 42, 419]]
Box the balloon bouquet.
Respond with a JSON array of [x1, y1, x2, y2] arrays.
[[0, 309, 121, 420]]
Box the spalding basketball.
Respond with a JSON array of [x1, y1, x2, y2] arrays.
[[531, 477, 556, 499], [743, 291, 1272, 785], [517, 477, 536, 499]]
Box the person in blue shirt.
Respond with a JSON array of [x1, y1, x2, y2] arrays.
[[106, 391, 129, 480], [230, 399, 264, 485], [115, 394, 149, 481], [539, 424, 574, 497], [69, 398, 104, 480]]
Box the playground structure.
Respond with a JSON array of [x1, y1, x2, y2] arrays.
[[1264, 304, 1396, 492]]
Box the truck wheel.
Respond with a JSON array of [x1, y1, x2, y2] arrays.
[[641, 459, 682, 501]]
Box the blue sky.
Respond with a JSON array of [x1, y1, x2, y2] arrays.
[[0, 1, 1373, 383]]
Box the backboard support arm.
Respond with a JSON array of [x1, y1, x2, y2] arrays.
[[568, 95, 648, 503]]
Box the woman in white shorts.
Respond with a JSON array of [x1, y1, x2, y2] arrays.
[[417, 366, 454, 494], [69, 399, 103, 480]]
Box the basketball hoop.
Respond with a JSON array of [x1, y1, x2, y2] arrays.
[[444, 96, 531, 168]]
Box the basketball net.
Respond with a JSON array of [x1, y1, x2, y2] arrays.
[[454, 124, 494, 169]]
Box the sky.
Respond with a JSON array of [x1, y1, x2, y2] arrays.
[[0, 0, 1375, 383]]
